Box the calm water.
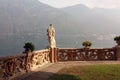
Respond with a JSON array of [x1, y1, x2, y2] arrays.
[[0, 34, 116, 56]]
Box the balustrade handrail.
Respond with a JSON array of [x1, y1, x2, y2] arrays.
[[33, 49, 50, 53], [0, 54, 26, 61], [58, 47, 115, 50], [0, 49, 50, 61]]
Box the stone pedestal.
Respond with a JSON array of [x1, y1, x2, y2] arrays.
[[25, 51, 32, 72], [115, 45, 120, 60], [49, 48, 58, 63]]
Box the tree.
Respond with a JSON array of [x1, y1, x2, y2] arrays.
[[82, 41, 92, 48], [114, 36, 120, 45], [23, 42, 35, 52]]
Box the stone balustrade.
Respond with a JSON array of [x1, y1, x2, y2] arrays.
[[58, 48, 116, 61], [0, 49, 50, 80], [0, 47, 120, 80]]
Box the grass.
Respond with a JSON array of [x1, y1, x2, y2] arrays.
[[49, 64, 120, 80]]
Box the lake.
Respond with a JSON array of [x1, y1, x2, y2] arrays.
[[0, 34, 116, 56]]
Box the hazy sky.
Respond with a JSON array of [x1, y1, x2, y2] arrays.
[[38, 0, 120, 8]]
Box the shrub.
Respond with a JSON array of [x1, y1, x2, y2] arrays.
[[82, 41, 92, 47], [23, 42, 35, 52], [114, 36, 120, 41], [114, 36, 120, 45]]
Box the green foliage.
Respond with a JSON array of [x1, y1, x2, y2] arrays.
[[114, 36, 120, 45], [82, 41, 92, 47], [49, 64, 120, 80], [114, 36, 120, 41], [24, 42, 35, 52]]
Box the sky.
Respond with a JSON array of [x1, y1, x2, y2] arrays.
[[38, 0, 120, 9]]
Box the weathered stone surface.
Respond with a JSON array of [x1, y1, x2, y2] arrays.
[[0, 49, 50, 80], [115, 45, 120, 60], [47, 24, 56, 48]]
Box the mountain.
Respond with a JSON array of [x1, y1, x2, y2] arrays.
[[0, 0, 119, 56], [61, 5, 120, 34], [0, 0, 58, 34]]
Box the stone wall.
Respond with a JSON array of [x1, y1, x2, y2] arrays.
[[0, 49, 50, 80], [58, 48, 116, 61], [0, 47, 120, 79]]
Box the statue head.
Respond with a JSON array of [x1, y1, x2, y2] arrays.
[[49, 24, 55, 31], [50, 24, 53, 27]]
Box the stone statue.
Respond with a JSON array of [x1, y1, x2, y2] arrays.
[[47, 24, 56, 48]]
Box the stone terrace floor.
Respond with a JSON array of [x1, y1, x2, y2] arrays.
[[13, 61, 120, 80]]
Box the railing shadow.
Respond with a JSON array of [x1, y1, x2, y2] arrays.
[[12, 71, 53, 80], [12, 71, 81, 80]]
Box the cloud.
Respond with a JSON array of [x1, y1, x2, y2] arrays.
[[38, 0, 120, 9], [89, 0, 120, 8], [96, 34, 118, 41]]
